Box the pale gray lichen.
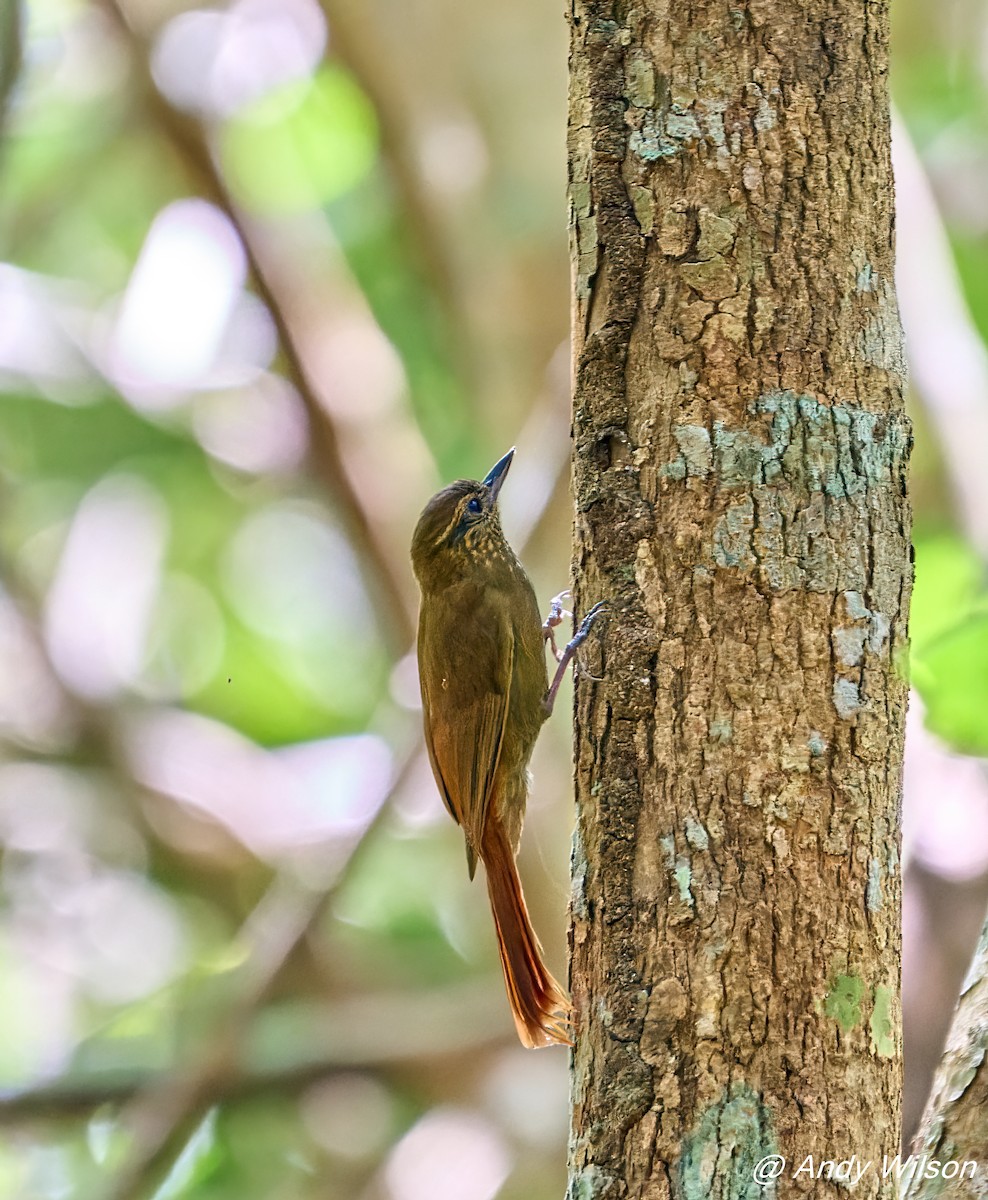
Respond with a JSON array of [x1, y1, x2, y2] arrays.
[[833, 624, 868, 668], [685, 816, 710, 851], [753, 90, 777, 132], [673, 424, 713, 476], [833, 677, 862, 720], [661, 834, 695, 905], [629, 112, 680, 161], [660, 391, 909, 593], [843, 590, 870, 620], [856, 277, 906, 380], [628, 96, 732, 165], [678, 1084, 777, 1200], [713, 497, 755, 569], [567, 1164, 621, 1200], [866, 857, 883, 912], [868, 612, 890, 653], [666, 109, 702, 140], [674, 860, 694, 906], [807, 731, 828, 757], [708, 717, 733, 743]]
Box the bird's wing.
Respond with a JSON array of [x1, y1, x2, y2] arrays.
[[419, 601, 512, 878]]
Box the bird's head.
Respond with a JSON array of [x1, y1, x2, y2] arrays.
[[411, 448, 515, 587]]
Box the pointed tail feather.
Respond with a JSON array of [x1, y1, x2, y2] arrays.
[[481, 821, 572, 1048]]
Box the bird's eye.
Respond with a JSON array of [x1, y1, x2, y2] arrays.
[[467, 497, 482, 515]]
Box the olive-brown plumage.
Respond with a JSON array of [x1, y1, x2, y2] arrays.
[[411, 449, 571, 1048]]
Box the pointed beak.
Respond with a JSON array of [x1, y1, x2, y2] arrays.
[[482, 447, 514, 505]]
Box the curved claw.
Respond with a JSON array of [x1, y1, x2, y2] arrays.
[[579, 600, 608, 629], [574, 660, 604, 683], [543, 589, 575, 659], [544, 590, 573, 626]]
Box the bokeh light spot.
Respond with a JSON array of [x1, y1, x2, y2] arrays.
[[384, 1109, 511, 1200]]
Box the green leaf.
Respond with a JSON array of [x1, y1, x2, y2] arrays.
[[910, 533, 988, 751], [0, 393, 190, 483], [192, 620, 339, 745], [151, 1109, 223, 1200], [919, 614, 988, 753], [909, 531, 985, 656]]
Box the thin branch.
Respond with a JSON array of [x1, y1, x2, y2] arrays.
[[0, 0, 23, 147], [91, 394, 577, 1198], [96, 880, 324, 1200], [92, 741, 419, 1200], [0, 547, 427, 1190], [893, 111, 988, 561], [904, 907, 988, 1198], [318, 0, 476, 397], [99, 0, 415, 657], [0, 978, 509, 1124]]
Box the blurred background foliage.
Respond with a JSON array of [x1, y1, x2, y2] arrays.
[[0, 0, 987, 1197]]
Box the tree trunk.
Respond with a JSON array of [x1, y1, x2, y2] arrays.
[[903, 912, 988, 1198], [566, 1, 911, 1197]]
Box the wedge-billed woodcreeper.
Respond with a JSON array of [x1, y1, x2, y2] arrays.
[[411, 448, 603, 1048]]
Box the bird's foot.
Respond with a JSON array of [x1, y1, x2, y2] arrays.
[[542, 601, 608, 716]]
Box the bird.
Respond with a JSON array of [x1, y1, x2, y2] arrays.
[[411, 447, 604, 1048]]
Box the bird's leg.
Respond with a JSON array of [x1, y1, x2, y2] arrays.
[[541, 590, 573, 663], [542, 601, 607, 716]]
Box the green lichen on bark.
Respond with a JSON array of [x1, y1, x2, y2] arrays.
[[677, 1084, 777, 1200], [825, 974, 865, 1033], [870, 985, 897, 1058]]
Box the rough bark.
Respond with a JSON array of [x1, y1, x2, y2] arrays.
[[903, 914, 988, 1198], [566, 2, 911, 1198]]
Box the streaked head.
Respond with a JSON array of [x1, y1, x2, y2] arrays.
[[411, 448, 515, 585]]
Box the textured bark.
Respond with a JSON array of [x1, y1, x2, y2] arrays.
[[566, 2, 911, 1198], [903, 915, 988, 1198]]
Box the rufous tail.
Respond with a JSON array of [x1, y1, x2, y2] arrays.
[[481, 820, 572, 1048]]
